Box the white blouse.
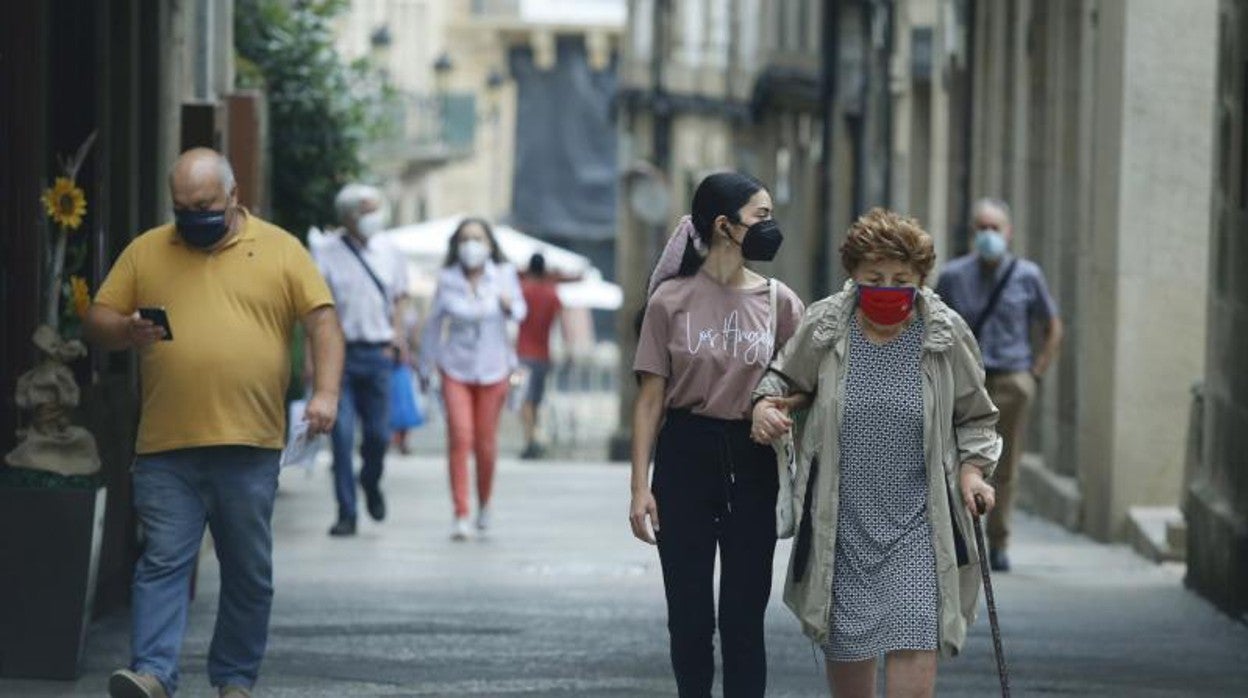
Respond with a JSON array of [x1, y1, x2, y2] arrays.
[[419, 261, 527, 385]]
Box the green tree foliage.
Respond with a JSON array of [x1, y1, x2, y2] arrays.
[[235, 0, 395, 241]]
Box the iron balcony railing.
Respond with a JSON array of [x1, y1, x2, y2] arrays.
[[368, 91, 477, 166], [471, 0, 521, 16]]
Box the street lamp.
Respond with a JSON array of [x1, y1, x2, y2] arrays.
[[433, 52, 454, 93], [370, 25, 393, 79], [486, 68, 505, 92], [370, 25, 392, 49]]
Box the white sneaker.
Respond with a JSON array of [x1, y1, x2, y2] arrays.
[[476, 506, 492, 532], [451, 517, 472, 541]]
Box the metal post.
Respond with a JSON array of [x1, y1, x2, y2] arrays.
[[652, 0, 672, 173], [608, 0, 672, 462]]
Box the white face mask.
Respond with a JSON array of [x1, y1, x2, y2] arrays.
[[357, 209, 387, 238], [458, 239, 491, 269]]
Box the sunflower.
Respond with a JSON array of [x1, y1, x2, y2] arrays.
[[69, 276, 91, 318], [42, 177, 87, 230]]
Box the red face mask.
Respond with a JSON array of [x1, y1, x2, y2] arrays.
[[858, 285, 917, 326]]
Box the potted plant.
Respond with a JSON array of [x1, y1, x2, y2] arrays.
[[0, 132, 108, 680]]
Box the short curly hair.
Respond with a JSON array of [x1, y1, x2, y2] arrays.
[[840, 208, 936, 279]]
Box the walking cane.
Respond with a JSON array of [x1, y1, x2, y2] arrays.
[[973, 494, 1010, 697]]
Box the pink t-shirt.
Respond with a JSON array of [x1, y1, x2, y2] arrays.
[[634, 271, 805, 421]]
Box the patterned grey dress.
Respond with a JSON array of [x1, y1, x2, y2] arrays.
[[824, 317, 939, 661]]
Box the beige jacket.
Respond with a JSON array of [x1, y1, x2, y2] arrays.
[[753, 281, 1002, 657]]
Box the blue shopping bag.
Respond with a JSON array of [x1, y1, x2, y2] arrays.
[[389, 363, 425, 430]]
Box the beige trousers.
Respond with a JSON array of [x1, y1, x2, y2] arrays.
[[985, 371, 1037, 550]]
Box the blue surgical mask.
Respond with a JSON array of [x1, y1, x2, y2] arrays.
[[974, 229, 1007, 261], [175, 209, 231, 249]]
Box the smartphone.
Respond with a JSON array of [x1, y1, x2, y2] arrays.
[[138, 307, 174, 341]]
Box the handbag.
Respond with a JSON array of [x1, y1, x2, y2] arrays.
[[389, 363, 425, 430], [767, 279, 798, 539]]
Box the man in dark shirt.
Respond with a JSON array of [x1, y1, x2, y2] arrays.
[[935, 198, 1064, 572]]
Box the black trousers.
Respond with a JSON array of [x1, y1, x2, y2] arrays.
[[652, 410, 779, 698]]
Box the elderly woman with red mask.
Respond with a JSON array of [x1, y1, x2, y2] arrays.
[[750, 208, 1002, 698]]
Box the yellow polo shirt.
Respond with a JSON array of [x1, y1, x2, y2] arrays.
[[94, 212, 334, 454]]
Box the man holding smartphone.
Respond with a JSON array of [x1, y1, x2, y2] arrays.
[[85, 148, 345, 698]]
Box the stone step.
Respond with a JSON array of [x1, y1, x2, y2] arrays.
[[1166, 517, 1188, 553], [1126, 506, 1186, 563]]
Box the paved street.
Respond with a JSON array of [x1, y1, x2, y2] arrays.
[[4, 449, 1248, 697]]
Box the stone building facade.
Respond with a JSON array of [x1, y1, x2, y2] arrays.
[[334, 0, 624, 227], [614, 0, 1224, 555]]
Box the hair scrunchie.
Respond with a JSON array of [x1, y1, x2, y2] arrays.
[[646, 215, 705, 299]]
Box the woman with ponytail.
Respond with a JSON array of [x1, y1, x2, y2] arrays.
[[629, 172, 805, 697]]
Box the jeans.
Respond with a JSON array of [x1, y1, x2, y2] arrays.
[[652, 410, 779, 698], [130, 446, 280, 694], [332, 344, 392, 521]]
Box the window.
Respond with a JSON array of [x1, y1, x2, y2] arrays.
[[681, 0, 707, 65], [631, 0, 654, 61], [800, 0, 814, 52], [708, 0, 730, 67], [737, 0, 761, 67]]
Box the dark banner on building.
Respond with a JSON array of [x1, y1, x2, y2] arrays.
[[508, 37, 618, 241]]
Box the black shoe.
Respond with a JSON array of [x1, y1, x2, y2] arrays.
[[989, 548, 1011, 572], [363, 484, 386, 522], [328, 518, 356, 537], [519, 443, 539, 460], [108, 669, 168, 698]]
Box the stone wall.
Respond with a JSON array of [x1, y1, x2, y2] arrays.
[[1186, 0, 1248, 620]]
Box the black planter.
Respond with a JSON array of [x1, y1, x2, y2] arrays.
[[0, 485, 106, 680]]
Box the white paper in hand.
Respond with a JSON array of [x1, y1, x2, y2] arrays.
[[282, 399, 323, 471]]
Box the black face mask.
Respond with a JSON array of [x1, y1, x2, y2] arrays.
[[737, 219, 784, 261], [175, 208, 230, 249]]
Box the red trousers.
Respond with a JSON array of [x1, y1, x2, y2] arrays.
[[440, 372, 510, 518]]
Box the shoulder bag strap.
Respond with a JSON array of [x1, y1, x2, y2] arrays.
[[341, 237, 393, 321], [971, 258, 1019, 338], [768, 278, 779, 360]]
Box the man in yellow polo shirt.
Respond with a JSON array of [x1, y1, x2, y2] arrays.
[[85, 148, 345, 698]]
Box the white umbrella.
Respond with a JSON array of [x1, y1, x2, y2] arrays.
[[556, 269, 623, 310], [378, 216, 593, 277]]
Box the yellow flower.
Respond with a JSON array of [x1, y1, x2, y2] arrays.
[[42, 177, 87, 230], [70, 276, 91, 318]]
